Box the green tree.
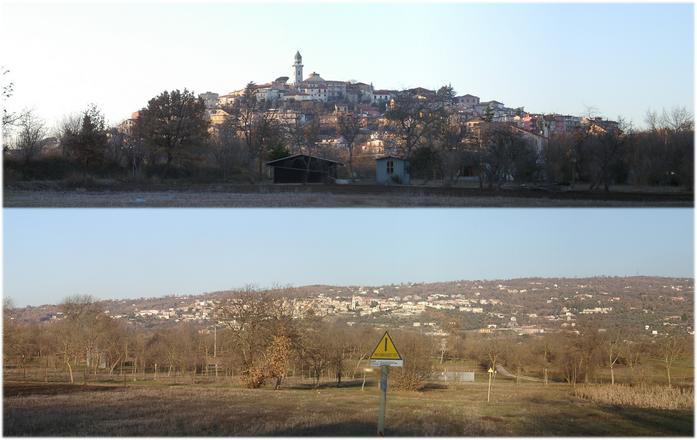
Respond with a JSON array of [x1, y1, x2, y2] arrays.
[[267, 143, 290, 162], [135, 89, 210, 177], [435, 84, 456, 107], [60, 105, 109, 175], [484, 105, 495, 122]]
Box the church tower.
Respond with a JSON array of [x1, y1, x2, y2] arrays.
[[293, 50, 304, 84]]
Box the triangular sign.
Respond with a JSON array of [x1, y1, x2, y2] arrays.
[[370, 331, 402, 360]]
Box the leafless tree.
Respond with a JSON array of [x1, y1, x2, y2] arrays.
[[336, 112, 362, 178], [13, 111, 46, 163], [226, 83, 280, 180], [384, 91, 434, 159], [604, 329, 623, 385], [58, 295, 108, 384], [216, 288, 294, 387], [661, 107, 694, 133], [659, 333, 687, 387]]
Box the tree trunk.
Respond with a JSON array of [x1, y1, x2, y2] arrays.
[[66, 360, 74, 384], [348, 148, 353, 179], [610, 366, 615, 385], [109, 356, 121, 376]]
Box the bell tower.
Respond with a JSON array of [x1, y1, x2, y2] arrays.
[[293, 50, 303, 84]]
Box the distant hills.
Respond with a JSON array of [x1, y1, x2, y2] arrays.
[[9, 276, 693, 335]]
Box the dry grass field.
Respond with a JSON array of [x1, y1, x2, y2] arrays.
[[4, 379, 693, 436], [4, 182, 693, 207]]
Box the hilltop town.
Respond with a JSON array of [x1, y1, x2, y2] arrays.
[[5, 50, 693, 208], [164, 51, 620, 166], [12, 276, 693, 338]]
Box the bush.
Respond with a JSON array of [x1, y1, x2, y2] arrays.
[[240, 366, 265, 389], [4, 156, 75, 181], [390, 333, 433, 391], [575, 384, 693, 410]]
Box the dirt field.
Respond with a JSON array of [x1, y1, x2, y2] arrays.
[[4, 380, 693, 436], [4, 184, 694, 207]]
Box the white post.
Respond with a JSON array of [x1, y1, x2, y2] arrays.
[[487, 367, 493, 403]]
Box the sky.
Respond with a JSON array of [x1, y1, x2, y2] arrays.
[[0, 2, 693, 130], [3, 208, 693, 307]]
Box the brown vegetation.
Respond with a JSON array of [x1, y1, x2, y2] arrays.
[[575, 384, 693, 410]]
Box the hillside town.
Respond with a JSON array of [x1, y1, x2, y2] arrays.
[[6, 50, 693, 201], [20, 277, 693, 339], [181, 51, 620, 171]]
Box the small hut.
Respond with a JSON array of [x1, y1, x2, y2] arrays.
[[266, 154, 343, 184], [376, 156, 410, 185]]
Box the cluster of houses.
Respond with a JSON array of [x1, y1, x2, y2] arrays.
[[189, 51, 621, 184], [29, 279, 692, 338]]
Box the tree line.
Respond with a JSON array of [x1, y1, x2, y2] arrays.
[[3, 293, 692, 391]]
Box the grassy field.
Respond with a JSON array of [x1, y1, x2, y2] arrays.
[[4, 379, 693, 436]]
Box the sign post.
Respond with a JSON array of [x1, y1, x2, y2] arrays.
[[378, 365, 388, 435], [369, 331, 403, 436]]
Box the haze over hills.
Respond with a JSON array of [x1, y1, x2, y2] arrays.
[[9, 276, 693, 337]]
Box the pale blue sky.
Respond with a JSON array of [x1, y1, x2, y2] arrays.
[[0, 2, 693, 129], [3, 209, 693, 307]]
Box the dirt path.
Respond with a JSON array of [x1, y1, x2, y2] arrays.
[[496, 365, 544, 383]]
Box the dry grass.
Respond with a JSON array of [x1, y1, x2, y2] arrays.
[[575, 384, 694, 410], [4, 189, 692, 207], [3, 381, 693, 436]]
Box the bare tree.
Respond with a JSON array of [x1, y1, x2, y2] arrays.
[[216, 288, 294, 387], [336, 112, 362, 178], [13, 111, 46, 164], [384, 91, 434, 159], [58, 295, 107, 384], [227, 83, 280, 180], [659, 333, 687, 387], [661, 107, 694, 133], [604, 329, 623, 385]]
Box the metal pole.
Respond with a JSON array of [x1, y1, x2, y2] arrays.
[[377, 365, 388, 436]]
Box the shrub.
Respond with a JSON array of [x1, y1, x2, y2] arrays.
[[575, 384, 693, 410], [240, 366, 265, 389], [390, 333, 433, 391]]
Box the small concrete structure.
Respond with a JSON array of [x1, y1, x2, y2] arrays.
[[375, 156, 410, 185], [436, 371, 475, 382]]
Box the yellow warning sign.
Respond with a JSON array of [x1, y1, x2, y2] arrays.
[[370, 331, 402, 360]]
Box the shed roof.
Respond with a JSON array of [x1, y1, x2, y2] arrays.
[[376, 155, 407, 162], [266, 154, 344, 166]]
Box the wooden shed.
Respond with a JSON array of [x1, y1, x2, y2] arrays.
[[266, 154, 343, 184], [376, 156, 410, 185]]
